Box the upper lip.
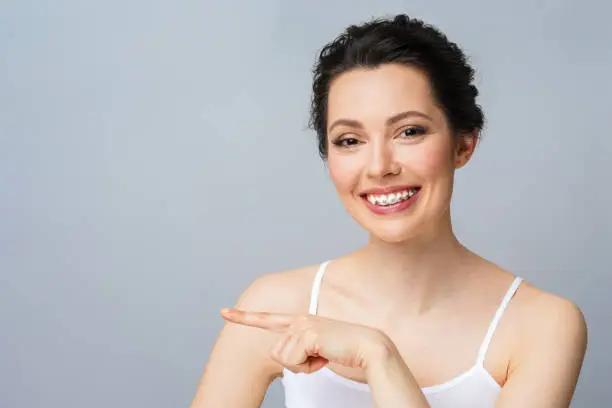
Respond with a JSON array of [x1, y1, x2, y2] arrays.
[[359, 185, 421, 196]]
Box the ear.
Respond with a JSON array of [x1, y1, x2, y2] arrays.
[[454, 130, 478, 169]]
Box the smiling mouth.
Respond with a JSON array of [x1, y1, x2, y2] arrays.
[[361, 187, 421, 206]]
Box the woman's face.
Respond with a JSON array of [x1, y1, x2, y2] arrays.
[[326, 63, 475, 243]]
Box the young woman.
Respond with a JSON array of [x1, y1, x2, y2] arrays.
[[190, 14, 587, 408]]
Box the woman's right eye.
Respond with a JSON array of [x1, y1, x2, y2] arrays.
[[333, 137, 360, 148]]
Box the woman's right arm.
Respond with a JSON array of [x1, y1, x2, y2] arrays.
[[189, 275, 284, 408]]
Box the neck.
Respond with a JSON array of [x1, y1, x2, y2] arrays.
[[350, 212, 474, 314]]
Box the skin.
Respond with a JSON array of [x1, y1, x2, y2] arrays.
[[189, 64, 588, 407]]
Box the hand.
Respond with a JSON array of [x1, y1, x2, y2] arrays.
[[221, 308, 393, 374]]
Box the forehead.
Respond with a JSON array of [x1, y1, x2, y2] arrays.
[[326, 64, 440, 125]]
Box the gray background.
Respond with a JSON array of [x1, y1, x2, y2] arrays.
[[1, 0, 609, 407]]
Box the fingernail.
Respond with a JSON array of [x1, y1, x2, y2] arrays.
[[220, 308, 232, 314]]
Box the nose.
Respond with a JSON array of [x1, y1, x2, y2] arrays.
[[365, 140, 401, 179]]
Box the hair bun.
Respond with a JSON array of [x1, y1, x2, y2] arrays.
[[392, 14, 411, 27]]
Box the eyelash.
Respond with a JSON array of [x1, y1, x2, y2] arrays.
[[399, 126, 427, 138], [331, 126, 427, 148], [332, 137, 360, 148]]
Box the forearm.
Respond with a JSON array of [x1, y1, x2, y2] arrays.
[[365, 344, 430, 408]]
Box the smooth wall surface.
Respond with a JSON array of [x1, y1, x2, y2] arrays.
[[1, 1, 609, 407]]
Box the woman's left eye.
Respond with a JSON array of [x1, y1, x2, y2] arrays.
[[399, 126, 426, 138]]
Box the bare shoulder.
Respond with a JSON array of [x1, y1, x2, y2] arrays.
[[474, 259, 587, 347], [514, 282, 587, 346], [509, 280, 588, 371], [236, 263, 321, 313]]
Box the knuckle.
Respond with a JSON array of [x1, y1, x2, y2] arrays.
[[269, 349, 280, 362], [268, 346, 280, 361], [270, 348, 286, 365]]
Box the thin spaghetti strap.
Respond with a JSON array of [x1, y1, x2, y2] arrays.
[[309, 260, 331, 315], [476, 276, 523, 366]]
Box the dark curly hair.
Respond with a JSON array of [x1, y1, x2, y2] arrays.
[[309, 14, 484, 159]]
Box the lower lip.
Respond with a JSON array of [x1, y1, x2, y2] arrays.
[[361, 190, 420, 215]]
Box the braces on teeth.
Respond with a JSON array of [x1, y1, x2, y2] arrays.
[[366, 189, 418, 206]]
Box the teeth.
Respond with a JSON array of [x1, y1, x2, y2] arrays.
[[366, 189, 419, 206]]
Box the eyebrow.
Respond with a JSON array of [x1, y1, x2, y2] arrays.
[[328, 110, 433, 133]]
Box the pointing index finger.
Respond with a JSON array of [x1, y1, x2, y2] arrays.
[[221, 308, 293, 330]]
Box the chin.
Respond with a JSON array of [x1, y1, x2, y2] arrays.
[[369, 223, 421, 244], [348, 214, 422, 244], [342, 201, 425, 244]]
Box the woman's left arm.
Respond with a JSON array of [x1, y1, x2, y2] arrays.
[[495, 296, 588, 408]]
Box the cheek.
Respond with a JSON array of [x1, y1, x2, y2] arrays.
[[399, 139, 455, 179], [328, 156, 360, 193]]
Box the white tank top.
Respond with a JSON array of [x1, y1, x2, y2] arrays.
[[281, 260, 523, 408]]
